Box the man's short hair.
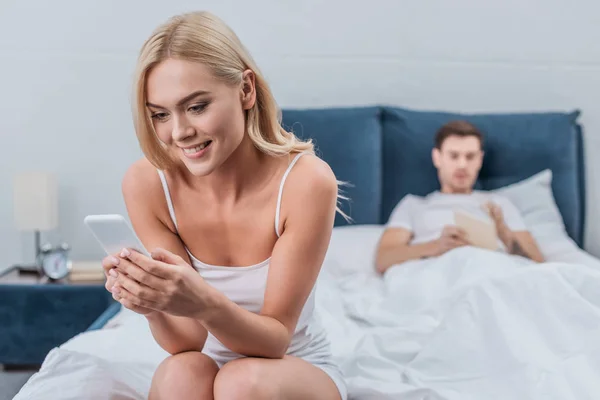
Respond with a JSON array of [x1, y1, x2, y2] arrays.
[[434, 120, 484, 150]]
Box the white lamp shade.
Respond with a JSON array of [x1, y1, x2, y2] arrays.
[[13, 172, 59, 231]]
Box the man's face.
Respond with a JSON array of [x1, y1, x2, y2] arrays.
[[432, 135, 483, 193]]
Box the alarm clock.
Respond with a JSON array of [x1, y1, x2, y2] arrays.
[[37, 243, 72, 280]]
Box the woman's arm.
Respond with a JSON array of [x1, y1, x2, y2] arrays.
[[200, 159, 338, 358], [120, 160, 208, 355], [113, 156, 337, 359]]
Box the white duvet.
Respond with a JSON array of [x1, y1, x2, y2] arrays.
[[320, 247, 600, 399], [15, 245, 600, 400]]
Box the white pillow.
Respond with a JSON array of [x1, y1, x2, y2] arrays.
[[321, 170, 579, 277], [490, 169, 578, 254], [322, 224, 384, 277]]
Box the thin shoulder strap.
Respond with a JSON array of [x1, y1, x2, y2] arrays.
[[157, 170, 178, 230], [275, 152, 306, 237]]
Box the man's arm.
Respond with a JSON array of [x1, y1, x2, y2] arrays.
[[377, 195, 439, 273], [506, 231, 545, 263], [375, 228, 436, 274], [485, 201, 545, 263], [375, 226, 470, 274]]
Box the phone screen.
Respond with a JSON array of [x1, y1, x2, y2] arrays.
[[84, 214, 150, 256]]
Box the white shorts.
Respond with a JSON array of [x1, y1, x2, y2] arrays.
[[312, 359, 348, 400], [204, 334, 348, 400]]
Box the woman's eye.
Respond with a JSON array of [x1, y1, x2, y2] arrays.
[[189, 103, 207, 114], [151, 112, 168, 122]]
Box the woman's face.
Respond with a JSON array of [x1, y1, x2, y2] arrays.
[[145, 58, 255, 176]]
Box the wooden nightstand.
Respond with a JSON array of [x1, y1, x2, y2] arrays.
[[0, 267, 114, 366]]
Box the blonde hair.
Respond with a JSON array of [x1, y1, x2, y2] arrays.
[[132, 11, 350, 220]]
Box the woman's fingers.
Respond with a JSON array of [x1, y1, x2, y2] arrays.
[[105, 274, 116, 292], [112, 284, 156, 314], [102, 254, 120, 273], [122, 248, 176, 279], [116, 271, 161, 304], [151, 248, 189, 267], [102, 254, 121, 292], [115, 257, 165, 289]]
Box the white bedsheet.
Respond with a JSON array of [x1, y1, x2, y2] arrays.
[[15, 244, 600, 400]]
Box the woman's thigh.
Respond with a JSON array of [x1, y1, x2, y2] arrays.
[[149, 351, 219, 400], [213, 355, 343, 400]]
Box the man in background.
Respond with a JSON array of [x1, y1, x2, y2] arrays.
[[375, 120, 545, 274]]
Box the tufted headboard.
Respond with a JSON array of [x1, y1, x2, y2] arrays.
[[281, 106, 586, 247]]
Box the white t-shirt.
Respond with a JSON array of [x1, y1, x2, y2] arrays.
[[387, 191, 527, 249]]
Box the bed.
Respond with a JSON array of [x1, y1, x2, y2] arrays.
[[15, 105, 600, 399]]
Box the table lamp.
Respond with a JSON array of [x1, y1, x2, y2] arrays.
[[12, 171, 59, 272]]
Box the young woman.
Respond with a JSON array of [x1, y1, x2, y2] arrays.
[[101, 10, 348, 400]]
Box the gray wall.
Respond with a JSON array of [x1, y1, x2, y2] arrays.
[[2, 0, 600, 269]]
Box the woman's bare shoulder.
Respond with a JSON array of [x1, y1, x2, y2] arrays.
[[121, 158, 179, 232], [293, 153, 335, 181], [122, 158, 163, 197], [284, 154, 338, 207], [120, 160, 184, 251]]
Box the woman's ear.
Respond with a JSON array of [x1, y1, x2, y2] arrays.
[[240, 69, 256, 110]]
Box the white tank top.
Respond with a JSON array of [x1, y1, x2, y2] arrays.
[[157, 152, 331, 365]]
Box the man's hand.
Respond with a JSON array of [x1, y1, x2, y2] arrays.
[[432, 226, 471, 257], [484, 202, 515, 248], [483, 201, 544, 261]]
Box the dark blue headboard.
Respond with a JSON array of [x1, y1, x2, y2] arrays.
[[281, 106, 586, 247]]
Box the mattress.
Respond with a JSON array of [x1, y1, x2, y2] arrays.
[[14, 226, 600, 400]]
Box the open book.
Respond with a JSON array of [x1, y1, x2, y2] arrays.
[[454, 210, 499, 251]]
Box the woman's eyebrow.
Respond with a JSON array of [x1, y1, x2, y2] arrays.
[[146, 90, 210, 109]]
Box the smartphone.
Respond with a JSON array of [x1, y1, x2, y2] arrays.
[[84, 214, 150, 256]]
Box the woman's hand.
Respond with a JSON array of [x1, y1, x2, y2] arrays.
[[111, 248, 218, 320], [101, 254, 157, 316]]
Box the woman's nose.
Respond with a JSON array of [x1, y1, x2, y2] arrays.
[[172, 117, 195, 141]]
